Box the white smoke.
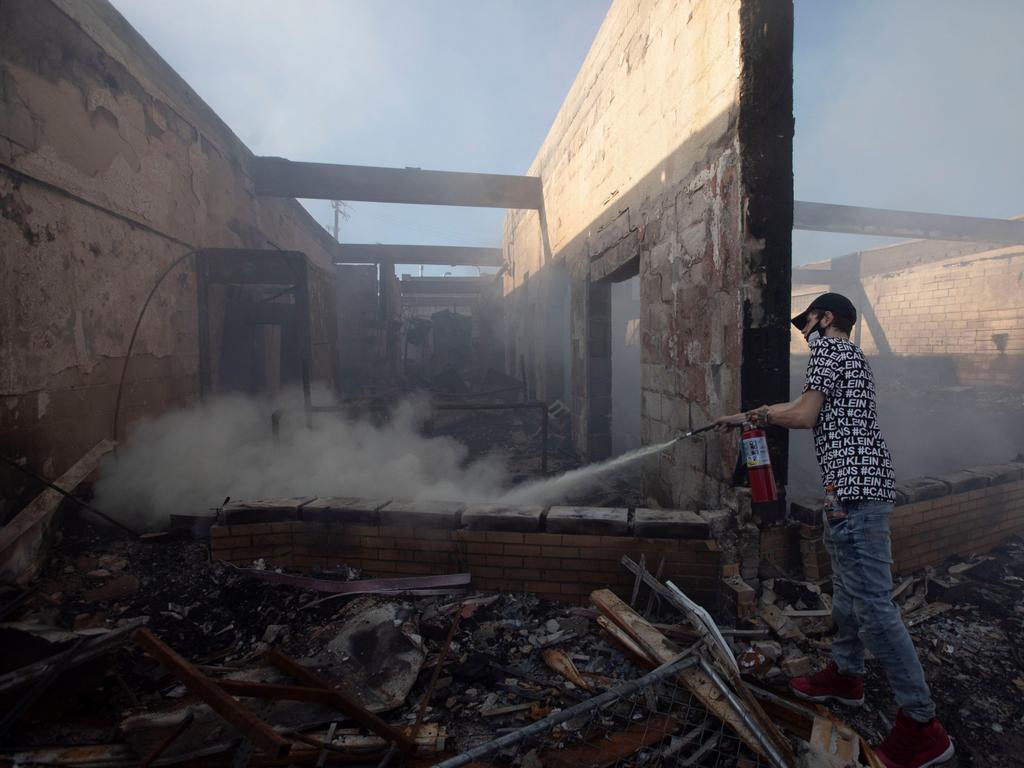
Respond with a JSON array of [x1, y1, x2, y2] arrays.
[[95, 389, 512, 529]]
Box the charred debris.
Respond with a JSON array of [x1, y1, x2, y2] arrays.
[[2, 485, 1023, 768]]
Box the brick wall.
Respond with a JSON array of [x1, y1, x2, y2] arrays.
[[786, 461, 1024, 578], [502, 0, 793, 508], [792, 242, 1024, 386], [758, 524, 800, 574], [208, 501, 723, 608], [891, 477, 1024, 572]]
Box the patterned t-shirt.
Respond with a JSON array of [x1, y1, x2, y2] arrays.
[[802, 337, 897, 503]]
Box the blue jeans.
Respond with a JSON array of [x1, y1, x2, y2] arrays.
[[822, 500, 936, 721]]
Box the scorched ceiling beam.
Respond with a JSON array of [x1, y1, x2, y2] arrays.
[[794, 201, 1024, 245], [337, 244, 503, 267], [255, 157, 542, 209]]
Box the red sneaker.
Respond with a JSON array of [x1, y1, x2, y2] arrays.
[[875, 710, 954, 768], [789, 661, 865, 706]]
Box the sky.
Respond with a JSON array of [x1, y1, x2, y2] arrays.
[[792, 0, 1024, 263], [111, 0, 1024, 270]]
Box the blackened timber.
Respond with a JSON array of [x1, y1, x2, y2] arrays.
[[131, 629, 291, 757], [337, 244, 502, 267], [255, 157, 543, 209], [794, 201, 1024, 245], [266, 650, 417, 754]]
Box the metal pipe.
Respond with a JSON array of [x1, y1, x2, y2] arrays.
[[697, 657, 792, 768], [430, 654, 697, 768], [271, 410, 282, 444], [540, 404, 548, 475]]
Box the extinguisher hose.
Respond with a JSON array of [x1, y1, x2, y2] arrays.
[[680, 423, 740, 439]]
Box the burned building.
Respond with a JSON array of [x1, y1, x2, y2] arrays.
[[2, 0, 1024, 766], [0, 0, 340, 519], [503, 0, 793, 512]]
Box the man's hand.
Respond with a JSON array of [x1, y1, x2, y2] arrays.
[[746, 405, 770, 428], [713, 412, 748, 431], [715, 405, 772, 432]]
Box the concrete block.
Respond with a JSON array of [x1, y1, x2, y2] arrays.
[[926, 471, 989, 496], [963, 463, 1024, 486], [462, 504, 544, 532], [378, 500, 465, 529], [632, 508, 709, 538], [301, 497, 387, 525], [641, 390, 662, 421], [893, 477, 949, 504], [546, 506, 628, 535], [222, 498, 313, 525]]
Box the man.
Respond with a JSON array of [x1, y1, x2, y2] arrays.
[[716, 293, 954, 768]]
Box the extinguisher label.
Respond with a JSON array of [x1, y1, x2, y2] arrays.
[[743, 436, 771, 467]]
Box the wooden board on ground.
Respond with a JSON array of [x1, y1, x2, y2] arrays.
[[596, 616, 656, 666], [0, 440, 116, 585], [590, 589, 767, 759]]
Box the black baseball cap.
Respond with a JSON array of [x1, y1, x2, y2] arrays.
[[791, 292, 857, 330]]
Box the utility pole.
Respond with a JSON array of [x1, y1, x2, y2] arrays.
[[330, 200, 350, 242]]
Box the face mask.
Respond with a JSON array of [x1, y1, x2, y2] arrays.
[[805, 318, 826, 347]]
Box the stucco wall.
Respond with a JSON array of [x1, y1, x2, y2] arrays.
[[503, 0, 793, 510], [0, 0, 338, 514]]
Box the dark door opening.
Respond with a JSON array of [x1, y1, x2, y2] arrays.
[[196, 249, 312, 400]]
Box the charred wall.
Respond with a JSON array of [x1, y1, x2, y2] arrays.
[[503, 0, 793, 510], [0, 0, 338, 515]]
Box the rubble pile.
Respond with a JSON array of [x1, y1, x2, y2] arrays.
[[5, 509, 1022, 766], [26, 525, 370, 663], [0, 519, 674, 765]]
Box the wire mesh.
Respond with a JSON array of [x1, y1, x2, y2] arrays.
[[466, 659, 770, 768]]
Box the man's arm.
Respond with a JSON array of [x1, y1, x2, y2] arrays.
[[714, 390, 824, 431], [761, 390, 824, 430]]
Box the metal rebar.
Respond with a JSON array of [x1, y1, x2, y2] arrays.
[[697, 656, 791, 768], [430, 653, 697, 768]]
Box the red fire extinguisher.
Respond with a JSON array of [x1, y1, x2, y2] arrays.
[[741, 425, 778, 503]]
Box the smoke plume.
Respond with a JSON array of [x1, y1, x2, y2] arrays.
[[95, 390, 512, 529]]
